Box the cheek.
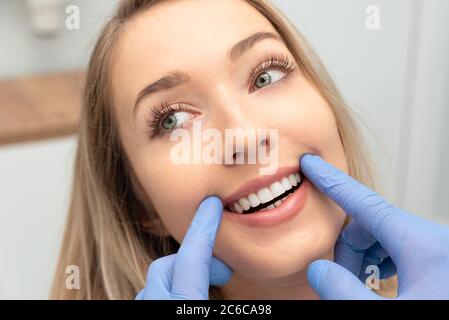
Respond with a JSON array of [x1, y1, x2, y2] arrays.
[[131, 149, 214, 243], [281, 86, 342, 157], [254, 75, 345, 168]]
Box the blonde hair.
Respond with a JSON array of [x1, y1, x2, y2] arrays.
[[50, 0, 395, 299]]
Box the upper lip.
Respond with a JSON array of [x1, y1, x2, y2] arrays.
[[222, 165, 301, 207]]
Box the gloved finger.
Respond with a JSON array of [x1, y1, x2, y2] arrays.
[[171, 196, 224, 299], [144, 254, 176, 299], [334, 220, 377, 275], [307, 259, 382, 300], [340, 220, 377, 251], [139, 255, 231, 300], [334, 236, 364, 277], [300, 154, 405, 260], [210, 256, 233, 285]]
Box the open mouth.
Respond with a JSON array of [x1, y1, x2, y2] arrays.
[[225, 172, 304, 214]]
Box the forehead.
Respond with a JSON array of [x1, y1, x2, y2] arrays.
[[111, 0, 277, 109], [117, 0, 273, 64]]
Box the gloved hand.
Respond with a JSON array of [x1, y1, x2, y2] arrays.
[[301, 154, 449, 299], [135, 196, 232, 300]]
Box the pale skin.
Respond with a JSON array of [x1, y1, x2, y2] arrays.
[[111, 0, 349, 299]]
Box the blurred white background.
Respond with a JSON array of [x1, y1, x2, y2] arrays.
[[0, 0, 448, 299]]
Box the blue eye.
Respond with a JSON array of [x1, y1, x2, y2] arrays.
[[254, 69, 286, 89], [147, 103, 195, 138], [160, 111, 193, 131], [249, 53, 296, 93]]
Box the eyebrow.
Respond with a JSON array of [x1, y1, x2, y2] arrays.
[[132, 31, 282, 114]]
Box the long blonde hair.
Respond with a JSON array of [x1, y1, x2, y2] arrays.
[[50, 0, 391, 299]]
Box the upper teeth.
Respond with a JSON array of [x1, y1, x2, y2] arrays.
[[231, 173, 301, 213]]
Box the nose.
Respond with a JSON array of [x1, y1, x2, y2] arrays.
[[205, 83, 277, 167]]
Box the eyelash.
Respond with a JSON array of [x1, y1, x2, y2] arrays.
[[146, 53, 296, 138], [146, 102, 190, 138], [247, 53, 296, 93]]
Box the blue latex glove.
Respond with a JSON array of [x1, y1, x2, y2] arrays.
[[301, 154, 449, 299], [135, 196, 232, 300]]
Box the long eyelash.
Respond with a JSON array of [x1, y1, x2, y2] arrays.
[[248, 53, 296, 92], [146, 102, 188, 138]]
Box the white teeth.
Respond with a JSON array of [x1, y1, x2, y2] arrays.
[[269, 181, 285, 198], [233, 202, 243, 213], [280, 177, 292, 191], [288, 174, 297, 187], [229, 171, 302, 213], [238, 197, 251, 211], [248, 193, 261, 207], [257, 187, 274, 204]]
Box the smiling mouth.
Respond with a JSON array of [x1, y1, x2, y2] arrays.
[[225, 172, 304, 214]]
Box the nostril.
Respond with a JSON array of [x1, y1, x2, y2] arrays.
[[232, 151, 245, 164], [259, 137, 269, 148]]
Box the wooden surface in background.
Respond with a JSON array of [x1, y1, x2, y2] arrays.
[[0, 70, 85, 146]]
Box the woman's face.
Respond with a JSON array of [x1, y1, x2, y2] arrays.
[[112, 0, 348, 284]]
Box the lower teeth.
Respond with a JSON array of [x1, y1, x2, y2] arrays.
[[257, 193, 292, 212]]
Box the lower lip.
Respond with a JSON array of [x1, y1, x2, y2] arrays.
[[224, 178, 309, 228]]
